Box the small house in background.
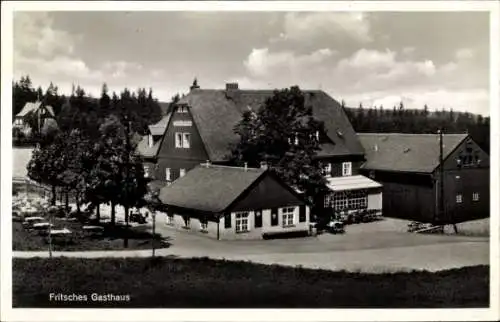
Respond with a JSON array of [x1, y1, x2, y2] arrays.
[[157, 163, 311, 240], [13, 101, 55, 132], [358, 133, 490, 224]]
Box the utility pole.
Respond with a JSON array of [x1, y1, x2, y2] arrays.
[[122, 107, 131, 248], [438, 129, 445, 229], [48, 207, 53, 258]]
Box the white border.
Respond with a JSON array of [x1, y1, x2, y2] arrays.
[[1, 1, 499, 322]]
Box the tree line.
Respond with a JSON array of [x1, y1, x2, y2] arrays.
[[12, 75, 165, 145], [343, 102, 490, 153]]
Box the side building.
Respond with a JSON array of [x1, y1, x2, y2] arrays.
[[137, 81, 382, 220], [358, 133, 490, 223], [158, 164, 310, 240]]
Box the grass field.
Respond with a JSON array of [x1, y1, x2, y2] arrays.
[[12, 220, 170, 251], [12, 257, 489, 308]]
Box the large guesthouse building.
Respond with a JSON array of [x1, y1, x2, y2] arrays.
[[137, 81, 383, 238]]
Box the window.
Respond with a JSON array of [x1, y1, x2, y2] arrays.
[[235, 212, 249, 233], [165, 168, 171, 181], [179, 168, 186, 178], [324, 194, 331, 208], [175, 132, 191, 148], [177, 105, 188, 113], [299, 205, 306, 222], [342, 162, 352, 176], [282, 207, 295, 227], [224, 212, 231, 228], [143, 165, 150, 178], [322, 163, 332, 176], [182, 133, 191, 148], [254, 210, 262, 228], [333, 190, 367, 211], [456, 194, 463, 204], [271, 208, 278, 226], [472, 192, 479, 201], [175, 132, 183, 148]]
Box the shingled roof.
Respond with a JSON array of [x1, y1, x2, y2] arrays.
[[136, 113, 172, 158], [158, 165, 267, 213], [358, 133, 469, 173], [178, 87, 364, 162], [16, 101, 55, 118]]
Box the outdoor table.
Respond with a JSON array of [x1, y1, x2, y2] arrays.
[[82, 225, 104, 236], [32, 222, 52, 229]]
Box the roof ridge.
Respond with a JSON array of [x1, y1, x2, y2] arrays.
[[195, 164, 265, 172]]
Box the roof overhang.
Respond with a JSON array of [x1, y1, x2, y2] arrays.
[[326, 175, 382, 192]]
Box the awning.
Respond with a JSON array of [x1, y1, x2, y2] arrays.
[[326, 175, 382, 192]]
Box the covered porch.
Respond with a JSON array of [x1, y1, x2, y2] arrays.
[[323, 175, 383, 221]]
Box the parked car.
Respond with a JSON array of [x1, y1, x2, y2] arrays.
[[327, 221, 345, 234], [130, 212, 147, 224]]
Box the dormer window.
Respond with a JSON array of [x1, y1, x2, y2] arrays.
[[177, 105, 188, 114], [322, 163, 332, 177]]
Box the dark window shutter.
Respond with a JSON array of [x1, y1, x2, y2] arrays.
[[271, 208, 278, 226], [255, 210, 262, 228], [299, 205, 306, 222], [224, 212, 231, 228]]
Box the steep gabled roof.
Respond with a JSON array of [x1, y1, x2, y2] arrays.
[[16, 101, 55, 118], [148, 113, 171, 136], [357, 133, 469, 173], [158, 165, 267, 213], [178, 88, 364, 162]]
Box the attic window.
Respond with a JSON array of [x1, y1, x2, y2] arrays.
[[177, 105, 188, 114]]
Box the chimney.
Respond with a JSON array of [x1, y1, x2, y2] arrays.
[[260, 161, 268, 170], [244, 162, 248, 171], [204, 160, 211, 168], [148, 134, 153, 148], [226, 82, 239, 91], [190, 77, 200, 91], [225, 82, 240, 101]]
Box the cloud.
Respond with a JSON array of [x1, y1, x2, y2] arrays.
[[342, 88, 489, 115], [237, 45, 488, 115], [102, 61, 144, 79], [455, 48, 475, 60], [14, 12, 81, 58], [281, 12, 372, 44], [244, 47, 335, 78]]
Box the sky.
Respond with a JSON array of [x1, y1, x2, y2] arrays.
[[13, 11, 491, 115]]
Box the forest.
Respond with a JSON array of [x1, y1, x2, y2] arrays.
[[12, 75, 490, 154]]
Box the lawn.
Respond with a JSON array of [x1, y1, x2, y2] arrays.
[[12, 257, 489, 308], [12, 219, 171, 251]]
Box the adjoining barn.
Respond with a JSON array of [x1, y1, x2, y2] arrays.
[[357, 133, 490, 224], [158, 163, 311, 240]]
